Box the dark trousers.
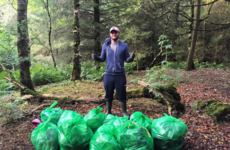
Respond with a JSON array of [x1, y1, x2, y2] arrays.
[[103, 74, 127, 101]]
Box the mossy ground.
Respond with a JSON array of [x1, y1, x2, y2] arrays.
[[195, 99, 230, 122]]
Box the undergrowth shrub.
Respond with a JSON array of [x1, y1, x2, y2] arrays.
[[0, 63, 72, 93], [0, 95, 26, 124], [150, 61, 227, 70], [161, 61, 186, 69], [81, 61, 105, 81], [143, 68, 190, 101], [130, 61, 191, 101], [14, 63, 72, 86], [0, 71, 18, 95], [194, 61, 227, 69], [150, 61, 186, 70], [125, 61, 137, 75]]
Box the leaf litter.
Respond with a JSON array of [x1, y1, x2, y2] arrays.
[[0, 68, 230, 150]]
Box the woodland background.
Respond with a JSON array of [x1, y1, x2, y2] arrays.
[[1, 0, 230, 73], [0, 0, 230, 149]]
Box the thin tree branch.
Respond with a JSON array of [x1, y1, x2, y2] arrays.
[[193, 25, 230, 31], [0, 63, 15, 80], [180, 0, 219, 7], [205, 21, 230, 26], [36, 38, 50, 51], [0, 43, 8, 50], [8, 0, 16, 10]]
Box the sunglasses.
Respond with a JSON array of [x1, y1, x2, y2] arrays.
[[110, 31, 119, 34]]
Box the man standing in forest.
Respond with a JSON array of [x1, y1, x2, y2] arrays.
[[92, 26, 135, 117]]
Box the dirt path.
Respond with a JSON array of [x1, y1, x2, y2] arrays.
[[0, 68, 229, 150]]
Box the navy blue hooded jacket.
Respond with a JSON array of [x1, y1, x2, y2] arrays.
[[95, 38, 133, 75]]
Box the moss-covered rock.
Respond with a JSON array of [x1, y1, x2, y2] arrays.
[[194, 99, 230, 122]]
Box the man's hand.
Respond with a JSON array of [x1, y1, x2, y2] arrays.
[[130, 51, 135, 60], [92, 53, 97, 60], [128, 51, 135, 62]]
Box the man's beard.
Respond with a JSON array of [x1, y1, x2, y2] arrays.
[[112, 36, 119, 41]]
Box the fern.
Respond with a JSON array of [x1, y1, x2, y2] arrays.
[[194, 61, 227, 69], [30, 63, 71, 85], [125, 61, 137, 75], [0, 95, 25, 124], [81, 61, 105, 81]]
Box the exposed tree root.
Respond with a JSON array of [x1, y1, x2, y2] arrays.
[[137, 80, 185, 116]]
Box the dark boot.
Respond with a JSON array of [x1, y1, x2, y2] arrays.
[[121, 101, 129, 117], [106, 100, 112, 115]]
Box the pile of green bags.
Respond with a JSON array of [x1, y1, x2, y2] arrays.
[[116, 120, 154, 150], [31, 101, 188, 150], [58, 110, 93, 150], [90, 124, 122, 150], [151, 113, 188, 150], [31, 117, 59, 150], [41, 101, 63, 125], [130, 111, 152, 132], [103, 114, 128, 127], [84, 107, 106, 132]]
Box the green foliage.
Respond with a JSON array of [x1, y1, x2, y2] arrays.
[[142, 63, 191, 99], [30, 63, 72, 86], [194, 61, 227, 69], [161, 61, 187, 69], [0, 95, 26, 124], [0, 0, 7, 5], [124, 61, 137, 75], [0, 71, 17, 95], [10, 63, 72, 86], [191, 101, 198, 110], [150, 61, 227, 70], [0, 24, 18, 70], [158, 35, 174, 61], [81, 61, 105, 81]]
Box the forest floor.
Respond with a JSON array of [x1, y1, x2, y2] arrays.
[[0, 68, 230, 150]]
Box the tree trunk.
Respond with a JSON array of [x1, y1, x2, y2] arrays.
[[44, 0, 57, 68], [93, 0, 101, 68], [135, 44, 139, 71], [202, 20, 206, 61], [186, 0, 201, 70], [176, 0, 180, 26], [17, 0, 35, 95], [71, 0, 81, 81], [93, 0, 101, 55]]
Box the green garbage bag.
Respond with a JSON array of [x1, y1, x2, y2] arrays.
[[31, 117, 59, 150], [103, 114, 128, 127], [84, 107, 106, 132], [90, 124, 122, 150], [151, 113, 188, 150], [41, 101, 63, 125], [116, 120, 154, 150], [57, 110, 93, 150], [130, 111, 152, 132]]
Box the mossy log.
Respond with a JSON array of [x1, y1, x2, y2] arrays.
[[194, 99, 230, 122], [4, 76, 69, 104], [137, 80, 185, 116], [113, 87, 151, 99]]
